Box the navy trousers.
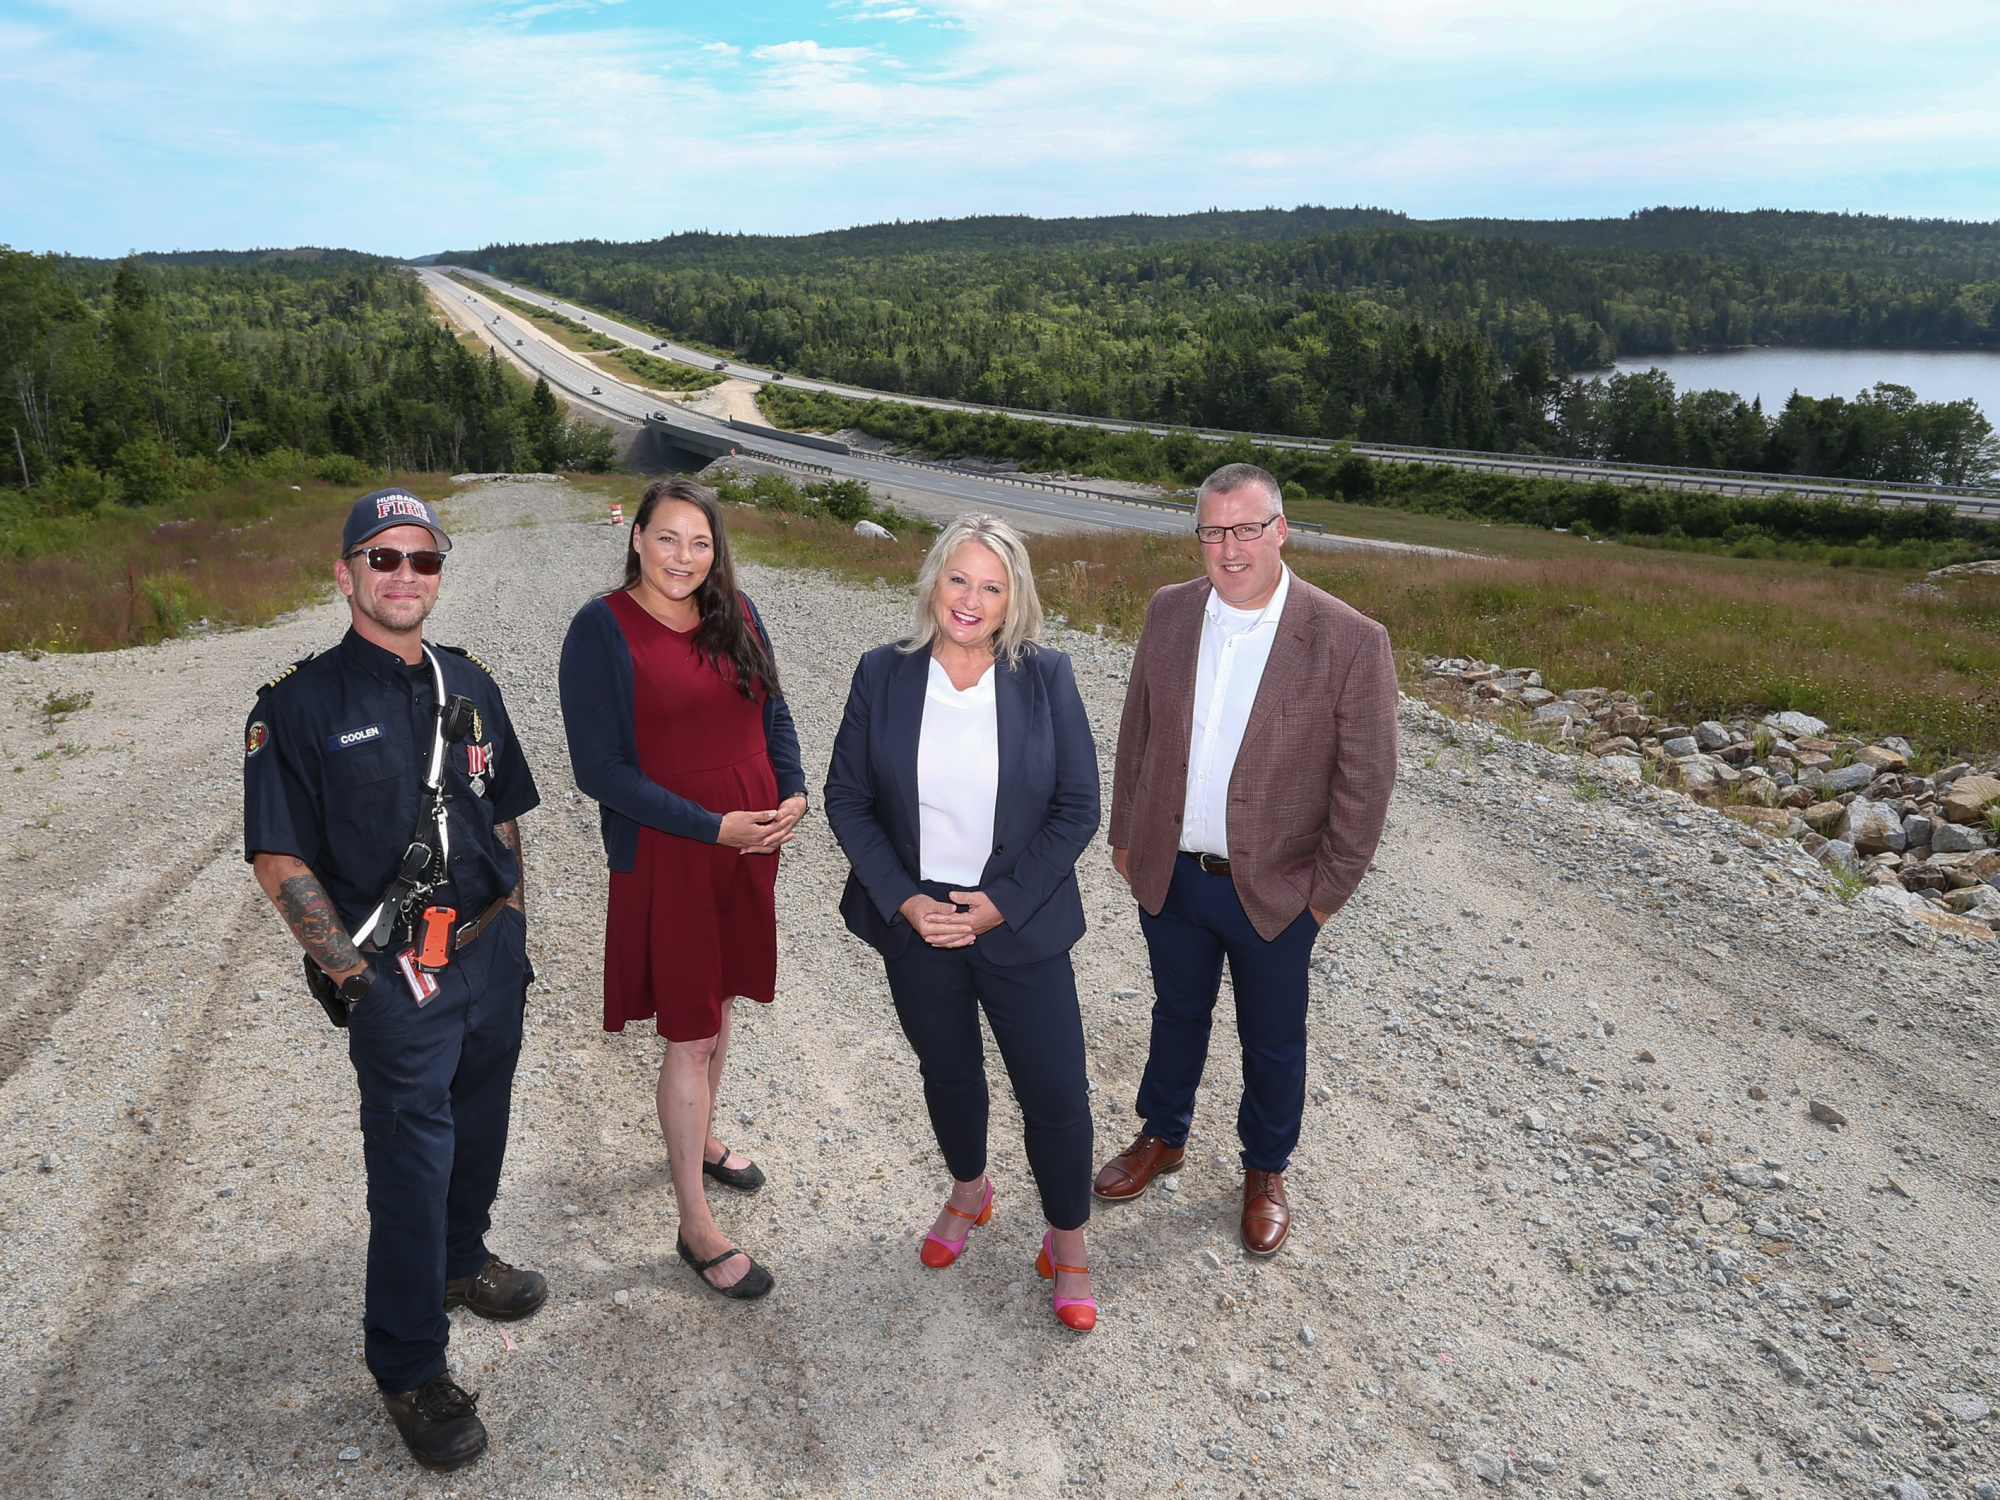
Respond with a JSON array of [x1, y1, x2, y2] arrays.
[[1134, 854, 1320, 1174], [345, 906, 529, 1392], [882, 893, 1093, 1230]]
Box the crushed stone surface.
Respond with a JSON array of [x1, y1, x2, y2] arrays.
[[2, 481, 1997, 1499]]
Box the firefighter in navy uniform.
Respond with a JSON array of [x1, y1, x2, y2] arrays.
[[243, 488, 545, 1472]]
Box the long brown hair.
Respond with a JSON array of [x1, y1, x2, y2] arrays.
[[619, 477, 779, 700]]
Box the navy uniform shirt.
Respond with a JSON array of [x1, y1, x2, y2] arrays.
[[243, 629, 540, 936]]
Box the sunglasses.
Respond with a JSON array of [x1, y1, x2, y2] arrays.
[[345, 546, 444, 576]]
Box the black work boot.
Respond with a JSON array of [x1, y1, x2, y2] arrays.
[[444, 1255, 548, 1321], [381, 1372, 486, 1470]]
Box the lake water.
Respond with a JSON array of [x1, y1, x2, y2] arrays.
[[1598, 347, 2000, 418]]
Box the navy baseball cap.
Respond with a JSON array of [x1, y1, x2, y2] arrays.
[[342, 488, 453, 554]]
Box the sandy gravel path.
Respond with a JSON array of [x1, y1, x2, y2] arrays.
[[2, 482, 1996, 1500]]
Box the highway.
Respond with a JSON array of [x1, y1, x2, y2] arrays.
[[417, 268, 1462, 554], [430, 264, 2000, 521]]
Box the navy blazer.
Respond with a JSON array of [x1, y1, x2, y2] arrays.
[[823, 641, 1101, 967], [558, 593, 807, 872]]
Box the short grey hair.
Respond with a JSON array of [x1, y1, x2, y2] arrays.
[[1197, 462, 1283, 521], [902, 513, 1044, 667]]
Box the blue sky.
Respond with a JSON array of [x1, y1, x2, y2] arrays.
[[2, 0, 1997, 258]]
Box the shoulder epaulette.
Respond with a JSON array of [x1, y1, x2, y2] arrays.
[[259, 654, 315, 693], [437, 643, 497, 677]]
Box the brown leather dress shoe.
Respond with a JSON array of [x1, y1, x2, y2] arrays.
[[443, 1255, 548, 1321], [1092, 1133, 1186, 1201], [1241, 1169, 1290, 1256]]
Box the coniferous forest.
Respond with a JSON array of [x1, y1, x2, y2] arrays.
[[458, 206, 2000, 485], [0, 250, 614, 514]]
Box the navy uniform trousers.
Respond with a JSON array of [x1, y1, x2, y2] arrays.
[[345, 904, 529, 1392], [1134, 854, 1320, 1174]]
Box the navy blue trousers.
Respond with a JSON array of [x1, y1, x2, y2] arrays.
[[882, 899, 1093, 1231], [1135, 854, 1319, 1173], [346, 906, 529, 1392]]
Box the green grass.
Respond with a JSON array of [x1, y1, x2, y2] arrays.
[[1284, 497, 1614, 559], [759, 385, 1997, 571], [596, 347, 727, 393], [573, 477, 2000, 761]]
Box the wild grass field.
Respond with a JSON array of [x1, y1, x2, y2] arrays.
[[575, 475, 2000, 758], [14, 461, 1998, 762], [0, 473, 455, 654]]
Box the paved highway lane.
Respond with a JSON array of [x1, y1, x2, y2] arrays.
[[420, 269, 1459, 553]]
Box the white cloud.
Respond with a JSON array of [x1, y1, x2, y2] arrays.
[[2, 0, 1998, 256]]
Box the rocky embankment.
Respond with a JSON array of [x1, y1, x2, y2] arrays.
[[1425, 658, 2000, 945]]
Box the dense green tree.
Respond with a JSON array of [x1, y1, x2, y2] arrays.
[[457, 211, 1999, 483], [0, 249, 616, 505]]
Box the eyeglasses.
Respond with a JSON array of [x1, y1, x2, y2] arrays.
[[1195, 517, 1281, 545], [345, 546, 444, 576]]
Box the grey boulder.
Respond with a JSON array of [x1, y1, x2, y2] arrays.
[[1933, 819, 1991, 853], [1836, 798, 1906, 855], [1764, 710, 1828, 738]]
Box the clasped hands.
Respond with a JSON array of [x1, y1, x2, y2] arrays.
[[898, 890, 1005, 948], [716, 795, 809, 855]]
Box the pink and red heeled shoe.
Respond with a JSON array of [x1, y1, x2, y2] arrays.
[[1036, 1230, 1097, 1332], [920, 1178, 994, 1269]]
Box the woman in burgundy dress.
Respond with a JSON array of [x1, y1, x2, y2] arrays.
[[558, 477, 807, 1299]]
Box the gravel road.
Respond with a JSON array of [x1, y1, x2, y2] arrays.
[[2, 481, 1996, 1500]]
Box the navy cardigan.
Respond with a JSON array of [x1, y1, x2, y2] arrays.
[[823, 641, 1101, 967], [558, 593, 807, 872]]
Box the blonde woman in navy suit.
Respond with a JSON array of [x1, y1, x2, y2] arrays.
[[823, 514, 1103, 1331]]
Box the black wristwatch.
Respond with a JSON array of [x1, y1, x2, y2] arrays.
[[337, 969, 374, 1004]]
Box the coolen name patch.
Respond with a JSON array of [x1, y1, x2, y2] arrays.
[[326, 723, 386, 753]]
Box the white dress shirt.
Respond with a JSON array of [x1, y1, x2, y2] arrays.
[[1181, 566, 1291, 859], [917, 656, 999, 886]]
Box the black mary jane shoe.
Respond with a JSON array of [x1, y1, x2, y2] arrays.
[[701, 1146, 767, 1192], [676, 1233, 774, 1301]]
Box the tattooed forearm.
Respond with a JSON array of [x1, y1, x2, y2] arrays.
[[270, 868, 363, 976], [253, 852, 364, 975], [496, 819, 525, 912]]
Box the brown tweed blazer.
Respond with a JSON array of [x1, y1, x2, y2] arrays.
[[1106, 571, 1399, 940]]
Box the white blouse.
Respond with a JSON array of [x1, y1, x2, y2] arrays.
[[917, 656, 999, 887]]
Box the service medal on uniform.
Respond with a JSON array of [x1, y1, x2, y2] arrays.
[[241, 489, 548, 1473]]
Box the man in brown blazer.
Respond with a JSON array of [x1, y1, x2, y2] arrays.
[[1096, 462, 1398, 1255]]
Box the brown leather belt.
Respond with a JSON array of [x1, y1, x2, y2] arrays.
[[454, 897, 512, 953], [1184, 851, 1232, 876]]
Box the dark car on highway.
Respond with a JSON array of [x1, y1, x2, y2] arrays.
[[712, 362, 726, 371]]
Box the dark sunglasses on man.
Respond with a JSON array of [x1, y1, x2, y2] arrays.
[[345, 546, 446, 576]]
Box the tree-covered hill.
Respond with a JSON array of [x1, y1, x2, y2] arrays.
[[1430, 207, 2000, 281], [0, 250, 613, 512], [446, 209, 2000, 479]]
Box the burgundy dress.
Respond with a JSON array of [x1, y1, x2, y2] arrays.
[[602, 589, 780, 1042]]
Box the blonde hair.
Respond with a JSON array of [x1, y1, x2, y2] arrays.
[[902, 514, 1043, 667]]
